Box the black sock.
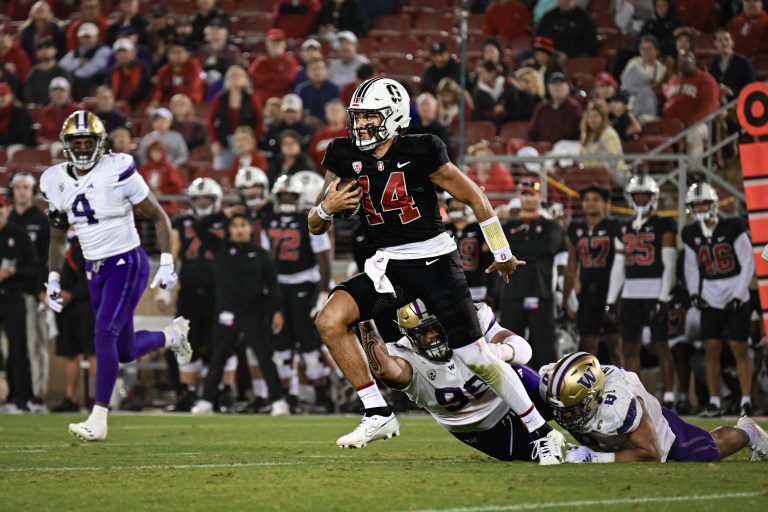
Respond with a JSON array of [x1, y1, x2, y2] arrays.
[[365, 405, 392, 417], [530, 423, 553, 440]]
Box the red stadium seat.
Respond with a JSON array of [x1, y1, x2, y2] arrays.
[[0, 147, 6, 166], [370, 14, 412, 38], [412, 13, 455, 36], [566, 56, 608, 78], [498, 121, 530, 141], [463, 120, 497, 144], [8, 148, 52, 167], [641, 118, 685, 138], [753, 54, 768, 81]]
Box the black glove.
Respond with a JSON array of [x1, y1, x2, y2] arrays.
[[648, 300, 668, 324], [690, 294, 709, 310], [604, 303, 619, 324], [725, 298, 743, 312]]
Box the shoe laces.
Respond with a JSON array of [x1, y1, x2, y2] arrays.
[[531, 436, 555, 461]]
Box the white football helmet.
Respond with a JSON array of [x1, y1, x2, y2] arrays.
[[235, 166, 269, 210], [348, 77, 411, 151], [397, 299, 450, 361], [443, 192, 472, 221], [272, 174, 303, 214], [625, 174, 659, 215], [685, 182, 718, 222], [188, 177, 223, 216], [291, 170, 325, 211], [60, 110, 107, 171]]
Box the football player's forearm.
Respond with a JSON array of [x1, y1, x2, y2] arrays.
[[308, 207, 332, 235], [48, 228, 67, 274], [359, 321, 411, 389], [613, 446, 661, 462], [153, 215, 172, 254], [316, 251, 331, 293]]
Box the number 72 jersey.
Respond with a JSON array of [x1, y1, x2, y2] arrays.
[[40, 153, 149, 261]]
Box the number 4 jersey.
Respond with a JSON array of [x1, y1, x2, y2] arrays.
[[40, 153, 149, 261]]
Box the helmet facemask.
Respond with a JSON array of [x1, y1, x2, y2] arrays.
[[403, 316, 451, 362], [63, 134, 105, 171], [275, 192, 300, 214], [191, 196, 217, 217], [550, 393, 600, 430], [241, 186, 266, 210], [348, 108, 392, 151]]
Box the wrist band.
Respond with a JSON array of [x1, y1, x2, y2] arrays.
[[316, 202, 334, 221], [592, 452, 616, 463], [160, 253, 173, 266], [48, 271, 60, 282], [480, 216, 513, 262]]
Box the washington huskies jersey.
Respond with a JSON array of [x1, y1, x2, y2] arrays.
[[321, 135, 449, 250], [387, 302, 510, 432], [568, 218, 619, 289], [261, 211, 331, 282], [173, 213, 226, 289], [619, 216, 677, 299], [40, 153, 149, 261], [681, 217, 753, 310], [444, 221, 490, 295]]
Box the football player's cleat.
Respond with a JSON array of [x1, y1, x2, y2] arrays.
[[69, 420, 107, 442], [165, 317, 192, 366], [544, 352, 605, 430], [191, 399, 214, 415], [348, 77, 411, 151], [531, 428, 566, 465], [270, 398, 291, 417], [336, 412, 400, 448], [698, 403, 722, 418], [736, 416, 768, 461]]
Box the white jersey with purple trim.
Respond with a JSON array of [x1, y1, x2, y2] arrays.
[[386, 302, 510, 432], [539, 364, 676, 461], [40, 152, 149, 261]]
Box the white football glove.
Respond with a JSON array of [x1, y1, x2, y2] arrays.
[[45, 271, 63, 313], [565, 444, 597, 463], [309, 291, 329, 319], [150, 253, 178, 290]]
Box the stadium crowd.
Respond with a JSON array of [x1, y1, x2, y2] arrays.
[[0, 0, 766, 420]]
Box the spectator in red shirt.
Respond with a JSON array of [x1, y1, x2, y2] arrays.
[[272, 0, 321, 40], [727, 0, 768, 57], [308, 98, 348, 170], [37, 76, 81, 155], [483, 0, 531, 40], [19, 1, 66, 62], [106, 37, 151, 111], [66, 0, 109, 52], [663, 48, 719, 158], [229, 125, 269, 186], [675, 0, 715, 32], [0, 24, 32, 85], [152, 39, 205, 107], [527, 72, 583, 145], [139, 140, 185, 217], [248, 29, 298, 107], [465, 140, 514, 208]]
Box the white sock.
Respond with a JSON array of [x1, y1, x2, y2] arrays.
[[741, 396, 752, 406], [289, 374, 299, 396], [453, 339, 542, 421], [709, 396, 721, 408], [252, 379, 267, 399], [89, 404, 108, 425], [356, 381, 387, 409], [663, 391, 675, 403], [736, 423, 759, 449], [518, 403, 546, 432]]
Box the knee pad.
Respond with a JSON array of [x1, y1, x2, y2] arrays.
[[245, 347, 260, 367], [272, 349, 295, 380], [224, 354, 238, 372], [303, 350, 330, 380], [179, 359, 203, 374]]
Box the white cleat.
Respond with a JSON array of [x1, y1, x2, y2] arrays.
[[191, 399, 214, 415], [165, 317, 192, 366], [736, 416, 768, 461], [270, 399, 291, 417], [532, 429, 566, 465], [69, 420, 107, 442], [336, 413, 400, 448]]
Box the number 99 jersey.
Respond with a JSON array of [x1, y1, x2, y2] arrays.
[[40, 153, 149, 261]]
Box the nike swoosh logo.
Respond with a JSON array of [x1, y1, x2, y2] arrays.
[[425, 259, 439, 266], [397, 161, 411, 168], [297, 291, 309, 297], [717, 236, 726, 242]]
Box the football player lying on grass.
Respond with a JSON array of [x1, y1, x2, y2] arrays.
[[540, 352, 768, 463], [359, 300, 565, 464]]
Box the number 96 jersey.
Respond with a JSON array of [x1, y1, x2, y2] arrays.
[[40, 153, 149, 261]]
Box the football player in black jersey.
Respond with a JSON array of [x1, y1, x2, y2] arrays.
[[682, 183, 755, 418], [605, 175, 676, 407], [309, 78, 564, 458], [443, 193, 492, 303], [562, 184, 623, 365]]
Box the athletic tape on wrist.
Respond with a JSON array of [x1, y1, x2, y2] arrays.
[[480, 216, 512, 262], [316, 202, 334, 221], [160, 253, 173, 266]]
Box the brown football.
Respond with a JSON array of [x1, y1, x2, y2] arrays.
[[333, 179, 361, 220]]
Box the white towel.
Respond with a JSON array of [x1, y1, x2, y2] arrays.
[[364, 253, 396, 295]]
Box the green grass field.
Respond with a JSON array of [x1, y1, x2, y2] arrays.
[[0, 414, 766, 512]]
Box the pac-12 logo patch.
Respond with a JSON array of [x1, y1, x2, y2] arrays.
[[353, 161, 362, 174], [427, 370, 437, 381]]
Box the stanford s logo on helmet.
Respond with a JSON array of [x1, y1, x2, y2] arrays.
[[348, 77, 411, 151], [60, 110, 107, 171]]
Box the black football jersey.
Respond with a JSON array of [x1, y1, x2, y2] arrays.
[[681, 217, 745, 281], [172, 212, 227, 289], [321, 134, 449, 250], [444, 221, 490, 289], [667, 285, 690, 340], [567, 218, 619, 288], [619, 216, 677, 280], [262, 210, 319, 276]]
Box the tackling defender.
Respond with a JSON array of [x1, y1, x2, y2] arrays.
[[41, 111, 192, 441]]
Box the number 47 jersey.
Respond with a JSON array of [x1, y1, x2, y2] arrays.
[[40, 153, 149, 261]]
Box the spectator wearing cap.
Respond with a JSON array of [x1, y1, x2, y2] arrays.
[[66, 0, 109, 52], [471, 60, 527, 128], [308, 98, 347, 170], [708, 27, 755, 105], [93, 85, 127, 134], [152, 39, 205, 106], [527, 72, 583, 144], [169, 93, 208, 151], [436, 77, 474, 129], [483, 0, 531, 40], [37, 77, 81, 153], [59, 22, 112, 97], [248, 28, 298, 106], [578, 100, 627, 186], [0, 82, 35, 156], [146, 5, 174, 69], [19, 1, 66, 62], [500, 175, 564, 370], [293, 38, 323, 88], [727, 0, 768, 57], [608, 90, 642, 141], [295, 58, 340, 121], [196, 17, 241, 89], [170, 16, 197, 54], [408, 93, 451, 151], [272, 0, 321, 40], [0, 24, 32, 85], [326, 30, 370, 88], [260, 93, 315, 159], [465, 140, 514, 208], [421, 40, 462, 96], [266, 129, 317, 184], [105, 0, 149, 47], [106, 37, 151, 110], [138, 139, 185, 217], [620, 34, 666, 122], [229, 125, 269, 183], [208, 64, 265, 170], [519, 36, 565, 88], [639, 0, 682, 58], [593, 71, 617, 102], [23, 37, 73, 104], [613, 0, 655, 36], [137, 108, 189, 166], [112, 25, 153, 71], [535, 0, 597, 58], [191, 0, 231, 43], [316, 0, 370, 38]]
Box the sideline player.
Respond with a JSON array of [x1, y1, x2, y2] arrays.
[[309, 77, 560, 456], [41, 111, 192, 441], [541, 352, 768, 463], [360, 300, 564, 463], [443, 193, 492, 303]]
